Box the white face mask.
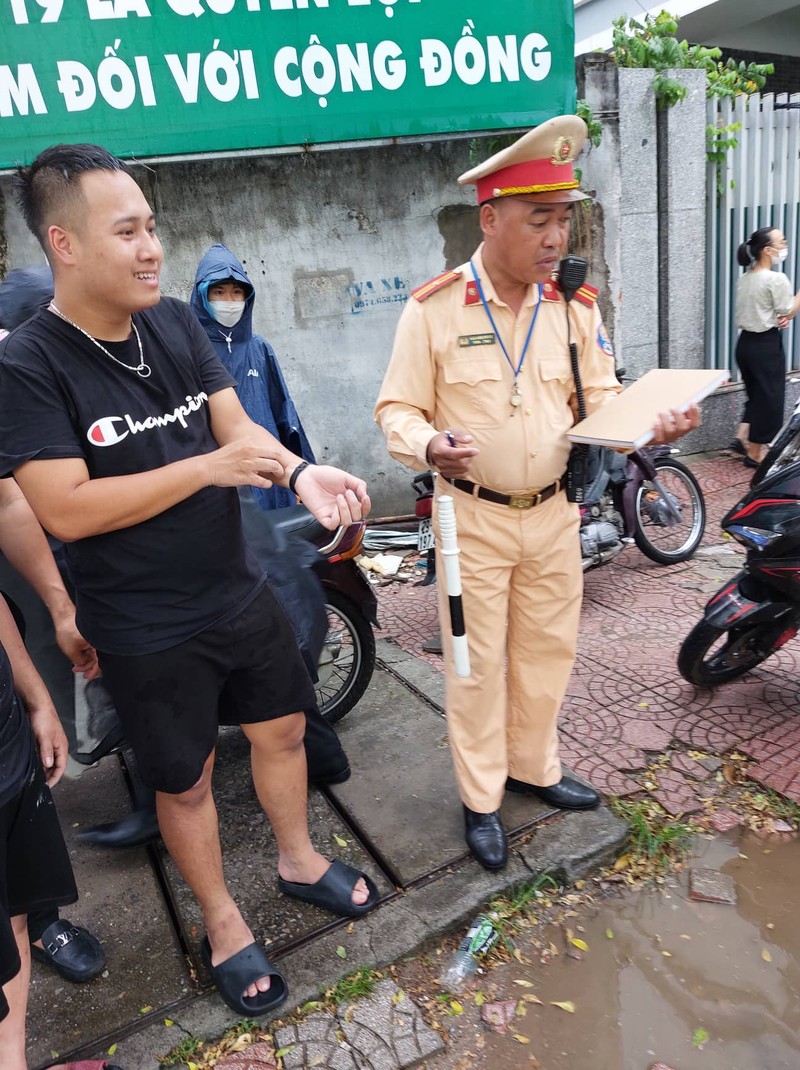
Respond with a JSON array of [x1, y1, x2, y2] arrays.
[[209, 300, 244, 328], [775, 248, 789, 263]]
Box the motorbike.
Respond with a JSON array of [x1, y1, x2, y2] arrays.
[[578, 444, 706, 570], [410, 448, 706, 574], [262, 505, 379, 723], [678, 402, 800, 687]]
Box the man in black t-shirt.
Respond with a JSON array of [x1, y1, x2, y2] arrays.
[[0, 144, 378, 1018]]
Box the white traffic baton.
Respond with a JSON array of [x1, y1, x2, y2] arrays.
[[436, 494, 470, 677]]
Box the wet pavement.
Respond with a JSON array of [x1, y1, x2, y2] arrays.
[[417, 829, 800, 1070], [378, 450, 800, 808], [26, 449, 800, 1066]]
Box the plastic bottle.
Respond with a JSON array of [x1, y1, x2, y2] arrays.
[[440, 915, 499, 993]]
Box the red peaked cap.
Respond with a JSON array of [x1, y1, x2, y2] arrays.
[[458, 115, 590, 204]]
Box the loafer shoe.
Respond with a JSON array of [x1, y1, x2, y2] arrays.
[[506, 775, 601, 811], [463, 806, 508, 870], [30, 919, 106, 983], [77, 807, 160, 849], [743, 456, 760, 469]]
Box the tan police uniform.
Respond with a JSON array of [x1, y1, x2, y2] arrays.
[[374, 119, 621, 814]]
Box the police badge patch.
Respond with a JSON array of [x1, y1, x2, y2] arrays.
[[597, 324, 614, 357]]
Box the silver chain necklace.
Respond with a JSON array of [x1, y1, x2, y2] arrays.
[[49, 303, 152, 378]]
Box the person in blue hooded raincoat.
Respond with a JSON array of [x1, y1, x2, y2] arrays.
[[190, 244, 315, 511], [190, 245, 350, 786]]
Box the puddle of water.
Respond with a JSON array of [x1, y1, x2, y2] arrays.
[[464, 832, 800, 1070]]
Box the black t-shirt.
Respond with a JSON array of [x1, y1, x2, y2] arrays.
[[0, 641, 33, 809], [0, 298, 264, 655]]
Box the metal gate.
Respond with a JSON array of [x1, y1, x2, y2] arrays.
[[706, 91, 800, 376]]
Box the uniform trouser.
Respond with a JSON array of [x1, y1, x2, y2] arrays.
[[434, 484, 582, 813]]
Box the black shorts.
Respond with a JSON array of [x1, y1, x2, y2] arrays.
[[97, 584, 316, 795], [0, 757, 78, 1022]]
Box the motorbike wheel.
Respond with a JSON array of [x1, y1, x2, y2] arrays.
[[677, 619, 796, 687], [633, 458, 705, 564], [315, 590, 376, 724]]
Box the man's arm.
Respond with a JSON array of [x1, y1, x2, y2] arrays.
[[12, 435, 284, 543], [209, 388, 371, 528], [0, 480, 99, 677], [0, 593, 67, 786]]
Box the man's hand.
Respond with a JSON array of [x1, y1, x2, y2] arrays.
[[53, 609, 101, 681], [293, 465, 371, 529], [651, 404, 701, 446], [206, 439, 285, 489], [426, 429, 479, 478], [28, 703, 68, 787]]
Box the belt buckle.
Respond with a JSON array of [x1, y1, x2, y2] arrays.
[[509, 494, 534, 509]]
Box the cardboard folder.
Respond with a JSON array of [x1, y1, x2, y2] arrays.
[[567, 368, 729, 450]]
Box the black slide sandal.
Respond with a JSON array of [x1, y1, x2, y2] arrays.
[[278, 859, 380, 918], [200, 937, 288, 1016]]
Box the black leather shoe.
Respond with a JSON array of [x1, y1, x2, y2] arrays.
[[506, 775, 601, 811], [463, 806, 508, 870], [30, 919, 105, 982], [77, 806, 160, 849]]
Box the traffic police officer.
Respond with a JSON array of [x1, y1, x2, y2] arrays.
[[375, 115, 699, 869]]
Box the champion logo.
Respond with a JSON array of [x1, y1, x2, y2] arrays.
[[88, 416, 129, 446], [86, 392, 209, 448]]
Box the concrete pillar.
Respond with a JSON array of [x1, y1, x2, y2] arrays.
[[618, 68, 660, 380], [658, 68, 708, 370]]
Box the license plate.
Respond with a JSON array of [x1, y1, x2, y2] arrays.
[[418, 518, 435, 552]]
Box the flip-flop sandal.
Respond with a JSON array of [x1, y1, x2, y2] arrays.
[[278, 859, 380, 918], [200, 937, 288, 1017]]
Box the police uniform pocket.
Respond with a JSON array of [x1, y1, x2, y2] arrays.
[[442, 359, 504, 428], [539, 358, 572, 384]]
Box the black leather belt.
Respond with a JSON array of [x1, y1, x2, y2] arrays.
[[443, 475, 564, 509]]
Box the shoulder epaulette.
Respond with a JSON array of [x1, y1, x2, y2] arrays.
[[541, 278, 599, 308], [574, 282, 599, 308], [412, 269, 463, 302]]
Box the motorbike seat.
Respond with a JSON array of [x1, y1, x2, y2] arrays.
[[268, 504, 329, 546]]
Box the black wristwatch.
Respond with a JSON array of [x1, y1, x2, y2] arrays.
[[289, 460, 313, 495]]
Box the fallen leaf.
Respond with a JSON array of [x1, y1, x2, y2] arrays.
[[513, 979, 535, 988], [570, 937, 589, 952], [521, 994, 543, 1005], [139, 1005, 153, 1015], [450, 1000, 464, 1014], [762, 948, 772, 962], [605, 928, 614, 940], [346, 922, 354, 934], [107, 1043, 118, 1056], [613, 853, 631, 872], [513, 1034, 530, 1044], [336, 945, 347, 959], [692, 1027, 710, 1049], [550, 1001, 576, 1013], [474, 991, 486, 1006], [163, 1019, 174, 1027], [662, 951, 672, 958], [275, 1046, 295, 1059], [516, 1000, 528, 1017], [334, 833, 348, 847], [680, 934, 691, 941], [391, 989, 405, 1005]]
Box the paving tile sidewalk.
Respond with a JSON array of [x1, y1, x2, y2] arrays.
[[374, 451, 800, 810]]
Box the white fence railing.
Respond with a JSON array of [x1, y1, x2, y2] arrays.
[[706, 92, 800, 377]]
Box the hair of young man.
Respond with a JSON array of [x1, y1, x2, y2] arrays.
[[12, 144, 134, 257]]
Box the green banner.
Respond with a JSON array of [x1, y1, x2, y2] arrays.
[[0, 0, 575, 169]]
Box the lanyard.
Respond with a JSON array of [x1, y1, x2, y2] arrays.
[[469, 259, 542, 407]]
